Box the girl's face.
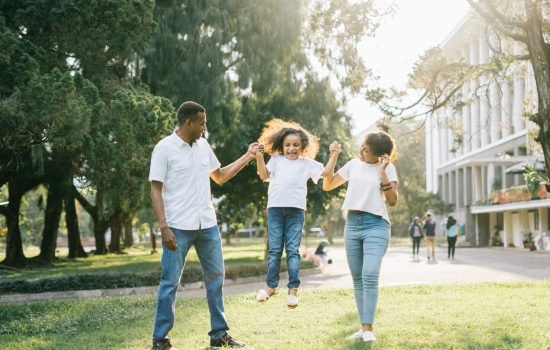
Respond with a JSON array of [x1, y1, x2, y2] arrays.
[[360, 142, 379, 164], [283, 133, 302, 160]]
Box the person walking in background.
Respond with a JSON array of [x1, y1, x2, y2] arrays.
[[423, 212, 437, 261], [446, 215, 459, 259], [322, 131, 398, 343], [254, 118, 339, 309], [149, 101, 255, 350], [408, 216, 423, 261]]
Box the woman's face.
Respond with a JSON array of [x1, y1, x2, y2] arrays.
[[283, 133, 302, 160], [360, 142, 379, 163]]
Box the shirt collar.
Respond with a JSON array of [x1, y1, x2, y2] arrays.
[[170, 130, 191, 148]]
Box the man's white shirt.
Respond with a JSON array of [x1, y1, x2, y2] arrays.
[[149, 132, 220, 230]]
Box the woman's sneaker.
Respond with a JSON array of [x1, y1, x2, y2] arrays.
[[347, 330, 364, 340], [362, 331, 376, 342]]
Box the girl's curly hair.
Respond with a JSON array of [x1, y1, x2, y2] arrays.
[[258, 118, 320, 159]]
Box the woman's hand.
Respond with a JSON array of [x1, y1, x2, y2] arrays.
[[329, 141, 341, 155], [379, 153, 390, 169]]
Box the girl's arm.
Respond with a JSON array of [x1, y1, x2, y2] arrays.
[[379, 154, 398, 206], [256, 144, 270, 181], [322, 141, 346, 191]]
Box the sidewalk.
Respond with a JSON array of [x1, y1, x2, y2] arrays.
[[2, 244, 550, 303]]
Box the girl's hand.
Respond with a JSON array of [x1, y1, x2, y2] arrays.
[[329, 141, 341, 155], [258, 144, 265, 153]]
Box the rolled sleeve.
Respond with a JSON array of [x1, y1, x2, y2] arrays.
[[149, 145, 167, 182]]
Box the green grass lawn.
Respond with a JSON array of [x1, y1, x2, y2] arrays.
[[1, 281, 550, 349], [0, 237, 339, 282]]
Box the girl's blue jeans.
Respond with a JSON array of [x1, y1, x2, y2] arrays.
[[266, 207, 305, 289], [152, 225, 228, 342], [344, 210, 389, 325]]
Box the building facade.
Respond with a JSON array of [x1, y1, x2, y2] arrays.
[[425, 10, 550, 250]]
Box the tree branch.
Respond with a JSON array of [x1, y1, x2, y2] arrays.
[[466, 0, 528, 43], [73, 186, 97, 219]]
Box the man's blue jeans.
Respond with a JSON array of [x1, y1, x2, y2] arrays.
[[266, 207, 305, 289], [344, 211, 389, 325], [152, 225, 228, 341]]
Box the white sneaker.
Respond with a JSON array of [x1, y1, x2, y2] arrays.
[[287, 294, 299, 308], [362, 331, 376, 342], [347, 330, 364, 340], [256, 289, 275, 302]]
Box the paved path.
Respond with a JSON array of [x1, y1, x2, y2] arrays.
[[2, 245, 550, 302], [209, 244, 550, 297]]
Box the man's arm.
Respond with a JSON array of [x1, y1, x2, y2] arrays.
[[151, 180, 177, 251], [210, 143, 258, 185], [256, 144, 270, 181]]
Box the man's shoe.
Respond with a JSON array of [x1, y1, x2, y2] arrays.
[[210, 334, 245, 348], [152, 339, 176, 350]]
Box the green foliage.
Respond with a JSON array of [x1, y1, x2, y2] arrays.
[[142, 1, 377, 227], [522, 164, 547, 197]]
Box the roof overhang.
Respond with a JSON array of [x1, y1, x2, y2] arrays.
[[471, 198, 550, 214]]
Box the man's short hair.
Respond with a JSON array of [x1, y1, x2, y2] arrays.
[[176, 101, 205, 125]]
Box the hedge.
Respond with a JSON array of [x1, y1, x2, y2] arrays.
[[0, 261, 316, 295]]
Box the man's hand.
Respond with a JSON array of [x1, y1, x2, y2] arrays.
[[247, 142, 260, 159], [161, 227, 177, 251]]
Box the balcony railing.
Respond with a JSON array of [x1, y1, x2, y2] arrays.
[[482, 184, 550, 206]]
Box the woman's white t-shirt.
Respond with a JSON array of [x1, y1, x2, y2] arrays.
[[337, 159, 398, 223], [265, 155, 324, 210]]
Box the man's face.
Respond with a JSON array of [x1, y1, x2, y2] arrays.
[[188, 112, 207, 141]]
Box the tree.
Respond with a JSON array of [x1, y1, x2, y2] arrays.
[[372, 1, 550, 184], [0, 0, 163, 265], [142, 0, 384, 227]]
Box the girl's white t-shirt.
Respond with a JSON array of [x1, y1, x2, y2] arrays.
[[337, 159, 398, 223], [265, 155, 324, 210]]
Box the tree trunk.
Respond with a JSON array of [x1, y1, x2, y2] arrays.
[[109, 208, 123, 253], [65, 188, 87, 259], [150, 225, 157, 253], [74, 187, 109, 254], [38, 179, 64, 262], [123, 212, 134, 248], [2, 183, 26, 267]]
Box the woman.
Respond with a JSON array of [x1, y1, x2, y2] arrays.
[[323, 131, 398, 343], [446, 216, 459, 259]]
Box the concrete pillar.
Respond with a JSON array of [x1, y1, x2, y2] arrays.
[[469, 38, 481, 149], [479, 29, 490, 146], [462, 43, 471, 153]]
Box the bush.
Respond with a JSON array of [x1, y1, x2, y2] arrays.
[[0, 261, 316, 295]]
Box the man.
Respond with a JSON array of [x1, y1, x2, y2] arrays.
[[423, 212, 437, 260], [149, 101, 256, 349]]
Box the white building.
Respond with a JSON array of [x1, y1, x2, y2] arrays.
[[425, 10, 550, 249]]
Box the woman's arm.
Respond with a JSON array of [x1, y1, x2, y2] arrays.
[[322, 141, 346, 191], [379, 154, 398, 206]]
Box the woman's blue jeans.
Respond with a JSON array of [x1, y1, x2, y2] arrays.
[[152, 225, 228, 342], [266, 207, 305, 289], [344, 211, 389, 325]]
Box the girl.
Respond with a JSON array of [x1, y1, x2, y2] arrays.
[[322, 131, 398, 343], [254, 118, 339, 308]]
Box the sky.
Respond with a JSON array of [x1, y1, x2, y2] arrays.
[[349, 0, 470, 134]]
